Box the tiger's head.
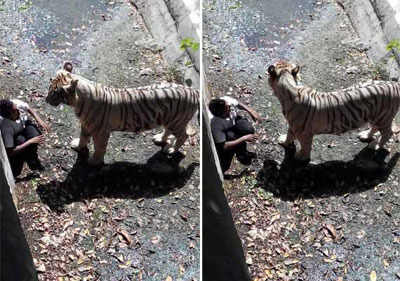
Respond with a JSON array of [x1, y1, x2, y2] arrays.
[[46, 62, 79, 107], [267, 60, 301, 90]]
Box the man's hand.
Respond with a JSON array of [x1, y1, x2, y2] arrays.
[[242, 134, 258, 143], [28, 108, 50, 132], [250, 111, 262, 123], [28, 135, 45, 145], [38, 119, 50, 132]]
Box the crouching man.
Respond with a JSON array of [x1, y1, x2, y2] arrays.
[[209, 96, 261, 174], [0, 99, 49, 177]]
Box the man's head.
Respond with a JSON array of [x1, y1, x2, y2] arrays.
[[0, 99, 19, 120], [209, 98, 229, 118]]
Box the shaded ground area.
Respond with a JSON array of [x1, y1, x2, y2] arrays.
[[1, 0, 199, 280], [204, 0, 400, 280]]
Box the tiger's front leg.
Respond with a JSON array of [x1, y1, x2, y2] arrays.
[[295, 133, 313, 162], [71, 125, 91, 151], [88, 132, 110, 166], [277, 128, 296, 147]]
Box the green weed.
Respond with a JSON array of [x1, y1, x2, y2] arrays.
[[18, 1, 32, 11], [180, 38, 199, 52]]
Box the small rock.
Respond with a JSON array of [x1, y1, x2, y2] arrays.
[[346, 66, 360, 74], [139, 68, 154, 76]]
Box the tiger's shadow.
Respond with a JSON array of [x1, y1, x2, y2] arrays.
[[257, 145, 399, 200], [37, 150, 198, 212]]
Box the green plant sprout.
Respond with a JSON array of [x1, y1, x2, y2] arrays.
[[386, 39, 400, 52], [229, 0, 242, 10], [18, 1, 32, 11], [180, 38, 199, 52], [386, 39, 400, 59]]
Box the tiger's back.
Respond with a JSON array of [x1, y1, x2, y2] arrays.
[[293, 81, 400, 135], [75, 82, 199, 134]]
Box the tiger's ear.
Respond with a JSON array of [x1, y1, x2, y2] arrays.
[[292, 66, 300, 77], [267, 65, 277, 78], [64, 62, 73, 73]]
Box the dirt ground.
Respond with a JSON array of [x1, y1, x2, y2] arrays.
[[1, 1, 199, 280], [204, 0, 400, 280]]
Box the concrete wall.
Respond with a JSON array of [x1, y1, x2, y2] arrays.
[[202, 68, 251, 280], [1, 134, 38, 280], [0, 131, 16, 204], [338, 0, 400, 80]]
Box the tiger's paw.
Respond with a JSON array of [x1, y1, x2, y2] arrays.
[[277, 134, 293, 147], [163, 144, 176, 155], [152, 134, 175, 146], [152, 133, 166, 146], [87, 156, 104, 166], [70, 138, 87, 151], [358, 130, 376, 143], [367, 140, 382, 151]]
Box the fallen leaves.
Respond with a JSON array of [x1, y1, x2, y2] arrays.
[[321, 223, 337, 240], [117, 228, 133, 245], [370, 270, 377, 281], [151, 235, 161, 244]]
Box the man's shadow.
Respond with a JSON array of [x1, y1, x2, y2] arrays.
[[37, 150, 198, 212], [257, 145, 399, 201]]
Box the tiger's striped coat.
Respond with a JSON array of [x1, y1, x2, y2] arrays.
[[46, 64, 199, 165], [267, 61, 400, 161]]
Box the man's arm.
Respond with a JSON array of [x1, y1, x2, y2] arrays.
[[237, 101, 262, 122], [222, 134, 257, 151], [27, 108, 50, 132], [6, 135, 45, 156]]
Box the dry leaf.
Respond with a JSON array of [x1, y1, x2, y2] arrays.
[[370, 271, 377, 281], [118, 228, 133, 245], [384, 205, 392, 216], [37, 264, 46, 273], [322, 223, 337, 239], [179, 264, 185, 274], [383, 259, 389, 269], [284, 259, 299, 265], [246, 256, 253, 265], [78, 266, 93, 272], [151, 235, 161, 244]]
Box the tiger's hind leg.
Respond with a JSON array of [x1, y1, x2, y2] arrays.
[[295, 133, 313, 162], [368, 124, 393, 150], [163, 128, 188, 155], [358, 125, 378, 143], [152, 129, 174, 146], [88, 132, 110, 165]]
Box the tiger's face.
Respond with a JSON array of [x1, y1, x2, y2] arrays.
[[46, 63, 79, 107], [267, 61, 300, 90]]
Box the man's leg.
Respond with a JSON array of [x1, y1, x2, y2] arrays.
[[23, 121, 43, 170], [9, 135, 26, 177], [233, 118, 255, 159]]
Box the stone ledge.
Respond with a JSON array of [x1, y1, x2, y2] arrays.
[[338, 0, 400, 80]]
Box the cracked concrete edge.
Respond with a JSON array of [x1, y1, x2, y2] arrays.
[[0, 132, 17, 207], [337, 0, 400, 80], [202, 68, 223, 182], [131, 0, 200, 87]]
